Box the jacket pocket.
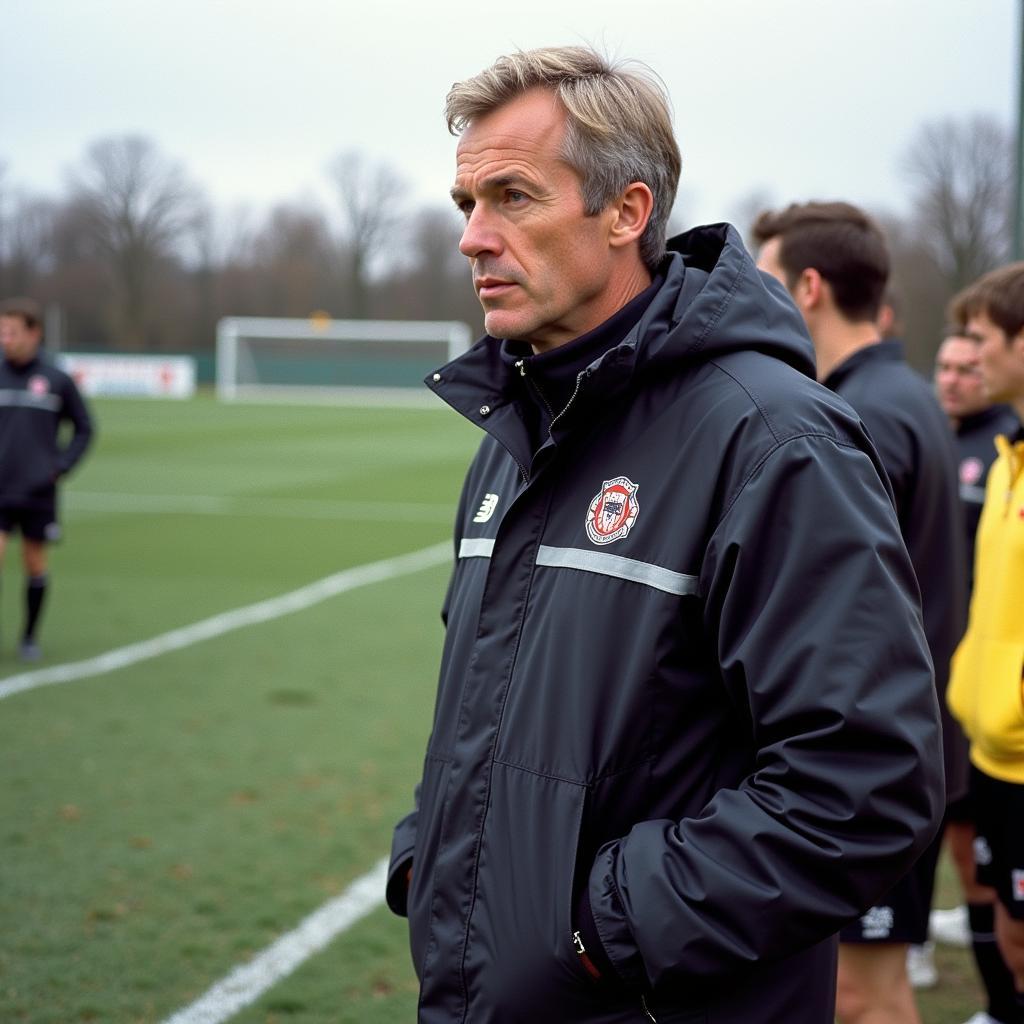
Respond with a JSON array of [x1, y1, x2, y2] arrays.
[[462, 764, 627, 1019]]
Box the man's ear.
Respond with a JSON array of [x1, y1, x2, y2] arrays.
[[794, 267, 825, 311], [608, 182, 654, 250], [1011, 327, 1024, 360]]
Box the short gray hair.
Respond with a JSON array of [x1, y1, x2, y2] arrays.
[[446, 46, 681, 271]]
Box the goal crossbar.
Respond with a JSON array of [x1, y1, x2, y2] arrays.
[[216, 317, 472, 402]]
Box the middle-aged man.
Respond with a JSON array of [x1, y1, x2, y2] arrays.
[[933, 330, 1021, 1024], [947, 262, 1024, 1024], [754, 201, 967, 1024], [387, 48, 943, 1024]]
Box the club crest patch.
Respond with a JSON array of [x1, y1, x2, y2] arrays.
[[586, 476, 639, 546], [28, 375, 50, 397]]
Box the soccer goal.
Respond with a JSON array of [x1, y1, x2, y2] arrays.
[[215, 316, 473, 403]]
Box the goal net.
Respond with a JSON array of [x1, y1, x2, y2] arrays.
[[215, 316, 473, 403]]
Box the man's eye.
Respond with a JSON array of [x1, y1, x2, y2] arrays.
[[456, 200, 474, 218], [506, 190, 527, 204]]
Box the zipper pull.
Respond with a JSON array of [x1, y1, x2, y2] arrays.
[[514, 359, 527, 377]]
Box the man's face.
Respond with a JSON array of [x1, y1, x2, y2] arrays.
[[967, 311, 1024, 405], [0, 315, 42, 365], [451, 87, 619, 350], [934, 336, 986, 420]]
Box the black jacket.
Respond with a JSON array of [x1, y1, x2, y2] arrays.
[[822, 343, 968, 804], [389, 224, 944, 1023], [0, 354, 94, 507]]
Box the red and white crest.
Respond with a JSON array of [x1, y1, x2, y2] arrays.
[[1013, 869, 1024, 901], [586, 476, 639, 546], [28, 375, 50, 397], [959, 456, 984, 486]]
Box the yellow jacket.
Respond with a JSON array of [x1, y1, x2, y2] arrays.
[[948, 432, 1024, 783]]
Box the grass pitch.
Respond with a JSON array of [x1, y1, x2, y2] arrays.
[[0, 396, 985, 1023]]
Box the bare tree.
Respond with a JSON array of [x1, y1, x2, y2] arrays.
[[68, 135, 202, 348], [0, 192, 55, 297], [903, 115, 1012, 292], [327, 150, 407, 318]]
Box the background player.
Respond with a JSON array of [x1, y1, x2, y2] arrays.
[[0, 297, 94, 660]]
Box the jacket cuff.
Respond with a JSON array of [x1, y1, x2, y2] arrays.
[[588, 841, 648, 989], [385, 855, 413, 917], [574, 882, 617, 980]]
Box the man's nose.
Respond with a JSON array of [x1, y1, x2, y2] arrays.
[[459, 205, 502, 260]]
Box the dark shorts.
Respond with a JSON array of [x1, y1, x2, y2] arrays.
[[0, 505, 60, 543], [839, 825, 945, 945], [972, 764, 1024, 920]]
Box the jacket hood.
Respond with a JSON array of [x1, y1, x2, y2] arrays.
[[635, 222, 815, 379], [426, 222, 816, 437]]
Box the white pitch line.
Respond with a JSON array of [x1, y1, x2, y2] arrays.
[[161, 858, 389, 1024], [65, 491, 455, 523], [0, 541, 451, 701]]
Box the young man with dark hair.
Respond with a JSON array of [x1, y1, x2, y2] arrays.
[[947, 263, 1024, 1024], [755, 201, 968, 1024], [0, 297, 94, 660], [386, 52, 944, 1023], [933, 328, 1021, 1024]]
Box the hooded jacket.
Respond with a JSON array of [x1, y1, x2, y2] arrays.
[[388, 224, 944, 1023]]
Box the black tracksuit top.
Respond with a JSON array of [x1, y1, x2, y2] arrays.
[[389, 224, 944, 1023], [823, 341, 969, 804], [0, 354, 94, 508]]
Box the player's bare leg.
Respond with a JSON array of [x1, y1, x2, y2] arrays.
[[836, 944, 921, 1024], [995, 904, 1024, 991]]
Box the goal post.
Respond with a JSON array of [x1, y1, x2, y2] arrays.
[[215, 316, 473, 402]]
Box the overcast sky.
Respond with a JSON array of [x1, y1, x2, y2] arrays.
[[2, 0, 1019, 234]]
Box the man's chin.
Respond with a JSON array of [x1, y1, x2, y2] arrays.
[[483, 311, 536, 342]]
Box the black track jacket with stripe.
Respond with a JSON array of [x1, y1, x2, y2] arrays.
[[387, 224, 944, 1023], [0, 354, 93, 508]]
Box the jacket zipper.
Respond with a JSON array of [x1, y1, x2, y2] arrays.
[[641, 994, 658, 1022], [547, 368, 589, 439]]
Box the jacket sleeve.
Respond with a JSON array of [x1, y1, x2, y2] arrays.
[[585, 433, 945, 990], [57, 375, 94, 475]]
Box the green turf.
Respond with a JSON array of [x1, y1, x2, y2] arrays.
[[0, 397, 474, 1023], [0, 396, 992, 1023]]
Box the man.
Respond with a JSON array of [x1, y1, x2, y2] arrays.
[[936, 331, 1021, 584], [388, 48, 943, 1023], [933, 330, 1020, 1024], [0, 297, 93, 660], [754, 202, 968, 1024], [947, 263, 1024, 1024]]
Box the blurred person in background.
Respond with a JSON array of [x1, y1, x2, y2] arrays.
[[931, 328, 1021, 1024], [755, 201, 967, 1024], [0, 297, 94, 661], [386, 47, 944, 1024], [946, 263, 1024, 1024]]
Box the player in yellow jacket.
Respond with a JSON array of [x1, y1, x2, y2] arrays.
[[948, 262, 1024, 1024]]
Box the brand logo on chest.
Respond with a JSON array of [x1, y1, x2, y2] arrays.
[[473, 492, 500, 524], [28, 375, 50, 397], [585, 476, 639, 546]]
